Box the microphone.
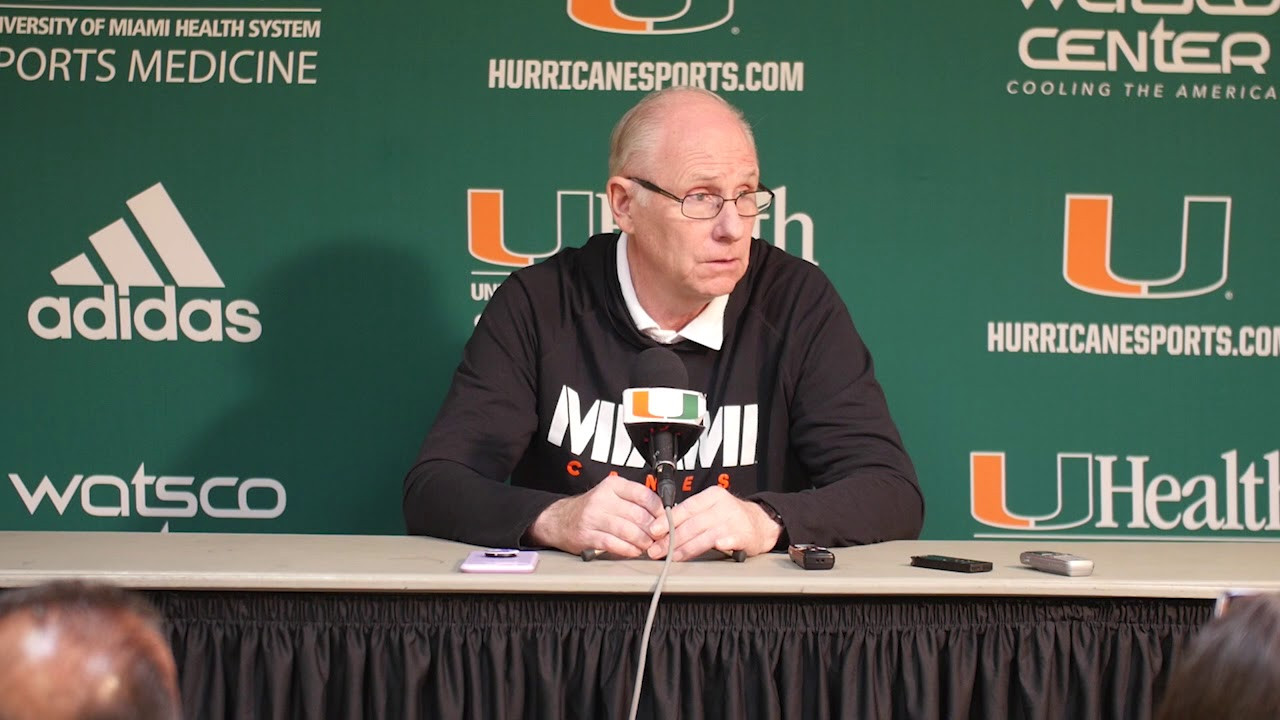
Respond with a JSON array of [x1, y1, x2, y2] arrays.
[[622, 347, 706, 508]]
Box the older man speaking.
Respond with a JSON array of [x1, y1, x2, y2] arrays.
[[405, 87, 923, 560]]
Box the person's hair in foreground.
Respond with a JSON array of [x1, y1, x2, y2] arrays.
[[0, 580, 182, 720], [1155, 592, 1280, 720]]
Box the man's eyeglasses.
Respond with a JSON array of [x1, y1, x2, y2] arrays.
[[628, 177, 774, 220]]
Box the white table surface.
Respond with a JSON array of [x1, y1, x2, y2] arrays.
[[1, 531, 1276, 599]]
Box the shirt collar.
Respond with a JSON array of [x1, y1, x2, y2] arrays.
[[616, 233, 727, 350]]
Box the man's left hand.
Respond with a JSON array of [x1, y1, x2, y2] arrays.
[[646, 486, 782, 561]]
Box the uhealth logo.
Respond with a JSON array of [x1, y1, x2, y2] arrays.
[[970, 450, 1280, 537], [28, 183, 262, 342], [971, 452, 1093, 531], [567, 0, 733, 34], [467, 184, 815, 273], [1062, 193, 1231, 299]]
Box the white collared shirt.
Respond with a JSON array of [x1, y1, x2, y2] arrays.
[[616, 233, 728, 350]]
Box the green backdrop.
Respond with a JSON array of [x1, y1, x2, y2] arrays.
[[3, 0, 1277, 541]]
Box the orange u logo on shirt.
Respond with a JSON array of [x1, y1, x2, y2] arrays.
[[629, 390, 703, 421]]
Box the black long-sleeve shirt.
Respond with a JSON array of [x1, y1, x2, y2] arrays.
[[404, 233, 923, 548]]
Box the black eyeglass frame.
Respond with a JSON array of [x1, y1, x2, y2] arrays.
[[627, 177, 774, 220]]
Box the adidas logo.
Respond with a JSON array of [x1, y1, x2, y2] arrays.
[[27, 183, 261, 343]]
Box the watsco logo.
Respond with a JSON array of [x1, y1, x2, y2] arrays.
[[1020, 0, 1278, 9], [1015, 0, 1272, 75], [27, 183, 262, 342], [568, 0, 733, 35], [970, 450, 1280, 538], [1062, 194, 1231, 299], [8, 463, 286, 521]]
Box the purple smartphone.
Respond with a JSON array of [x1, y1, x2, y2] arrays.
[[459, 549, 540, 573]]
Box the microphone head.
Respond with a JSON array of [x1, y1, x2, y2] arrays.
[[630, 346, 688, 390], [622, 348, 706, 472]]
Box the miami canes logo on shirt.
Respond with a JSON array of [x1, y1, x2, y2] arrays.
[[623, 388, 705, 422]]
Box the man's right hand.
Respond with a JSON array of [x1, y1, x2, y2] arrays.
[[526, 475, 666, 557]]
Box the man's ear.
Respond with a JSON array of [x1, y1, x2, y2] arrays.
[[607, 176, 637, 234]]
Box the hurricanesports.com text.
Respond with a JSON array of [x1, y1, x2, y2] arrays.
[[488, 58, 803, 92], [988, 321, 1280, 358]]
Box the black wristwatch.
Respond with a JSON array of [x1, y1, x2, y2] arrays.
[[748, 498, 788, 551]]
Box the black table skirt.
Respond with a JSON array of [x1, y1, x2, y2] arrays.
[[148, 591, 1211, 720]]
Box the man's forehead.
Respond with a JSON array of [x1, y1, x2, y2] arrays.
[[655, 123, 757, 177], [626, 92, 760, 185], [664, 143, 758, 184], [685, 166, 759, 183]]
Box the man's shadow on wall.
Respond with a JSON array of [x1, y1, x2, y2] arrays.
[[173, 240, 465, 534]]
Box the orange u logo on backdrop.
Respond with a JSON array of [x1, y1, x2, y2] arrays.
[[467, 189, 560, 268], [567, 0, 734, 34], [1062, 194, 1232, 299], [970, 452, 1095, 531]]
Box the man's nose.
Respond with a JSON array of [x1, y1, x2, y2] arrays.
[[712, 203, 745, 241]]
